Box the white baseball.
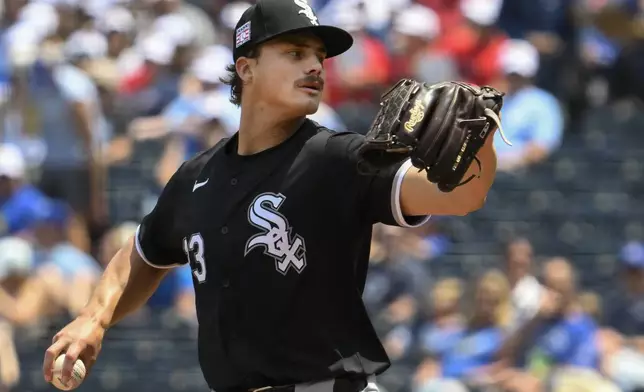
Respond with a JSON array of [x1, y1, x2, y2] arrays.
[[50, 355, 86, 390]]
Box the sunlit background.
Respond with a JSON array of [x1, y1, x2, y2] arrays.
[[0, 0, 643, 391]]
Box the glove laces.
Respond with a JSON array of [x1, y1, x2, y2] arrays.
[[484, 108, 512, 146]]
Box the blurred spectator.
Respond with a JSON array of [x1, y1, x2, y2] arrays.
[[324, 3, 391, 134], [413, 270, 509, 392], [32, 199, 100, 317], [406, 222, 451, 264], [0, 144, 50, 236], [0, 235, 53, 326], [599, 241, 644, 391], [505, 237, 544, 332], [412, 278, 464, 386], [318, 0, 411, 38], [578, 290, 602, 323], [0, 213, 97, 331], [436, 0, 507, 86], [128, 44, 237, 141], [36, 29, 111, 234], [0, 236, 32, 390], [494, 39, 564, 172], [142, 0, 216, 48], [415, 0, 462, 36], [364, 227, 418, 321], [388, 3, 459, 86], [118, 33, 179, 105], [606, 241, 644, 341], [519, 258, 601, 382], [128, 44, 238, 185], [91, 6, 137, 85], [497, 0, 572, 54]]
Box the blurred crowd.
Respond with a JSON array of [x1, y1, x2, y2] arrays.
[[367, 228, 644, 392], [0, 0, 640, 391]]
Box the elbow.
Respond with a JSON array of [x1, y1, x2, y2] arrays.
[[470, 195, 487, 212], [454, 195, 487, 216]]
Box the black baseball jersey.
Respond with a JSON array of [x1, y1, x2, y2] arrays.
[[136, 119, 429, 391]]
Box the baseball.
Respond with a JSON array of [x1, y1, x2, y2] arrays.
[[50, 355, 86, 390]]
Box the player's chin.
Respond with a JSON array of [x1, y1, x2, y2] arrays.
[[293, 94, 321, 115]]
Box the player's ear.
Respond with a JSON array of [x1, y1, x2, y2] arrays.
[[236, 57, 254, 85]]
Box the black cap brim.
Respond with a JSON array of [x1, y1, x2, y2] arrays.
[[241, 25, 353, 60]]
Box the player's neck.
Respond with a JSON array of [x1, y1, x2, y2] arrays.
[[237, 101, 305, 156]]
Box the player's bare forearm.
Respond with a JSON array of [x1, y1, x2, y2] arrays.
[[79, 237, 169, 329], [400, 133, 497, 216]]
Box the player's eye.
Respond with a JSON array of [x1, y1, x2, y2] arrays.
[[288, 50, 302, 59]]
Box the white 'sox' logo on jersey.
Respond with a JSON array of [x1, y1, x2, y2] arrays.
[[245, 192, 307, 275], [294, 0, 319, 25]]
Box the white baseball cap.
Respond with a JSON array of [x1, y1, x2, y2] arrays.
[[460, 0, 502, 27], [333, 7, 365, 33], [98, 6, 136, 33], [140, 33, 176, 65], [151, 14, 196, 47], [0, 237, 34, 280], [393, 4, 440, 40], [220, 2, 252, 30], [64, 30, 108, 60], [0, 144, 26, 179], [18, 2, 59, 39], [4, 22, 42, 67], [499, 39, 540, 78], [190, 45, 232, 84]]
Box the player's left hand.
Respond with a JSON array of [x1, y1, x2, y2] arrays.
[[358, 79, 511, 193]]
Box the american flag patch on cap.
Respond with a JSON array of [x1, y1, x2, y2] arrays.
[[235, 21, 251, 48]]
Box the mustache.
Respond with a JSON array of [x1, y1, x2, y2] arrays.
[[296, 75, 325, 89]]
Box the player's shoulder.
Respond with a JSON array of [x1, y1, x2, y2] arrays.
[[303, 119, 365, 157], [172, 138, 229, 183]]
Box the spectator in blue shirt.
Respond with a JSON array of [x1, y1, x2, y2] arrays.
[[413, 270, 508, 392], [599, 242, 644, 391], [493, 39, 564, 173], [416, 278, 465, 360], [128, 45, 241, 187], [32, 198, 100, 317], [0, 144, 50, 236], [520, 258, 601, 382]]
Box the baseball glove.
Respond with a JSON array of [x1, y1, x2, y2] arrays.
[[358, 79, 511, 193]]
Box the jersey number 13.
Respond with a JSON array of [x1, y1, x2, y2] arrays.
[[183, 233, 206, 283]]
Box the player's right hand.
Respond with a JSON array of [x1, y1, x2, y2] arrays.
[[43, 315, 106, 385]]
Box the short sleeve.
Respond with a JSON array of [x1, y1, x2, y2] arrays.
[[324, 132, 430, 227], [135, 164, 187, 269], [52, 66, 96, 103]]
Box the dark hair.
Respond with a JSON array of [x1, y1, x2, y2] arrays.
[[220, 47, 261, 107]]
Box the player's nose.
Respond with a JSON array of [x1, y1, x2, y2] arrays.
[[304, 58, 323, 76]]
